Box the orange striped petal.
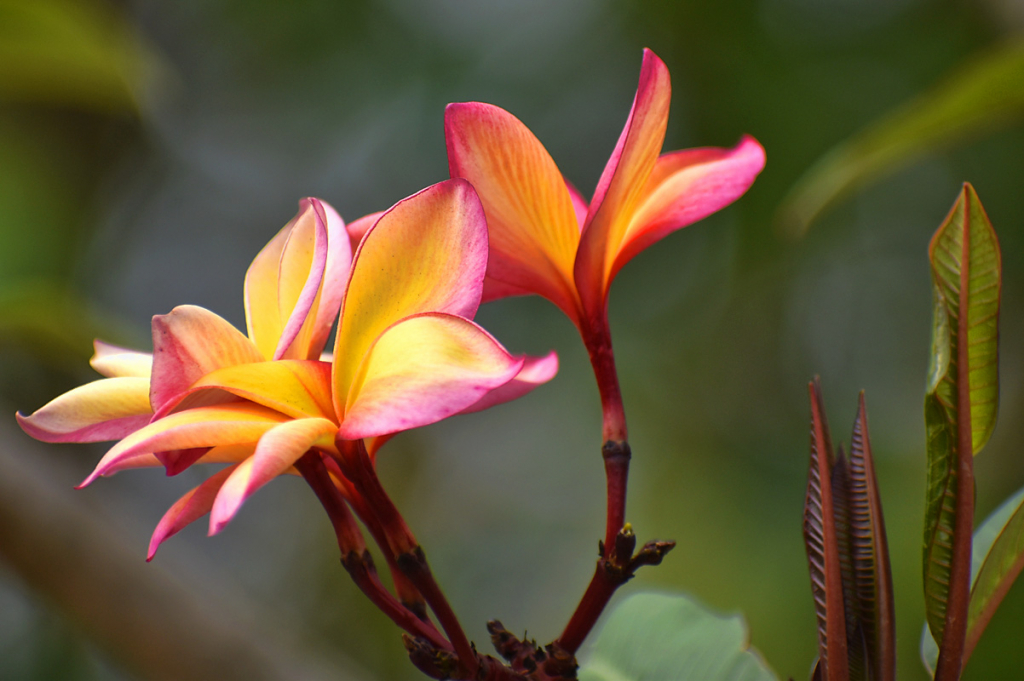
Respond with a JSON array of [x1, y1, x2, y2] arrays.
[[575, 49, 671, 318], [17, 377, 152, 443], [332, 180, 488, 418], [150, 305, 264, 413], [91, 340, 152, 378], [81, 403, 288, 486], [446, 102, 581, 319], [189, 360, 334, 421], [244, 199, 335, 360], [147, 464, 239, 560], [209, 417, 338, 534], [459, 350, 558, 415], [609, 136, 765, 281], [339, 313, 523, 439]]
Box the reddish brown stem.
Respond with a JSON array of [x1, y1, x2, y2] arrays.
[[336, 440, 478, 677], [321, 455, 427, 617], [935, 202, 977, 681], [346, 550, 451, 652], [557, 561, 618, 653], [398, 546, 479, 677], [580, 315, 630, 555], [295, 451, 448, 650], [335, 439, 419, 556], [294, 451, 365, 554], [556, 536, 674, 655], [582, 316, 628, 444]]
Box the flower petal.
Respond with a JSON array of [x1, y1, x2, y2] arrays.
[[81, 403, 289, 486], [273, 200, 328, 360], [566, 180, 588, 229], [17, 377, 152, 443], [575, 49, 671, 317], [307, 199, 352, 359], [459, 350, 558, 415], [446, 102, 581, 319], [246, 199, 331, 360], [346, 211, 384, 253], [209, 418, 338, 534], [147, 464, 239, 560], [333, 180, 488, 418], [339, 312, 523, 439], [91, 341, 152, 378], [156, 448, 210, 476], [244, 212, 292, 358], [609, 136, 765, 280], [481, 277, 534, 304], [150, 305, 264, 413], [189, 360, 334, 421]]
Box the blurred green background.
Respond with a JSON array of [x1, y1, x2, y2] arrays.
[[2, 0, 1023, 679]]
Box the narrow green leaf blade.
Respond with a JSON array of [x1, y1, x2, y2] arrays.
[[777, 41, 1024, 237], [922, 184, 1000, 679], [578, 592, 777, 681], [848, 395, 896, 681]]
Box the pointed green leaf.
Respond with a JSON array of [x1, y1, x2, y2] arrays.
[[963, 485, 1024, 663], [803, 379, 849, 681], [922, 184, 1000, 679], [778, 41, 1024, 236], [578, 592, 777, 681], [921, 486, 1024, 676]]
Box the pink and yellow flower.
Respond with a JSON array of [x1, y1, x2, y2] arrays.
[[18, 180, 556, 558], [441, 49, 764, 571], [445, 48, 765, 332]]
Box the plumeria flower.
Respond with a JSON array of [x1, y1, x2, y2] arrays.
[[444, 47, 765, 443], [18, 180, 557, 558], [18, 197, 348, 456]]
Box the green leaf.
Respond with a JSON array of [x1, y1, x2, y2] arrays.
[[578, 592, 777, 681], [921, 622, 938, 678], [963, 485, 1024, 663], [920, 486, 1024, 676], [777, 41, 1024, 237], [0, 0, 169, 114], [922, 184, 1001, 677]]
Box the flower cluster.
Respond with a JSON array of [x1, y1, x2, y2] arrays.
[[18, 48, 764, 680], [19, 182, 556, 557]]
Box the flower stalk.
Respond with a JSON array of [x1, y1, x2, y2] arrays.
[[295, 450, 450, 650]]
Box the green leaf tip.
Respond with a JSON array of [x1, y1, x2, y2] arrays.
[[923, 184, 1001, 681]]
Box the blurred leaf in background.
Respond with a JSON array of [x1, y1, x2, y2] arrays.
[[578, 591, 777, 681], [778, 40, 1024, 237], [0, 0, 167, 112]]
